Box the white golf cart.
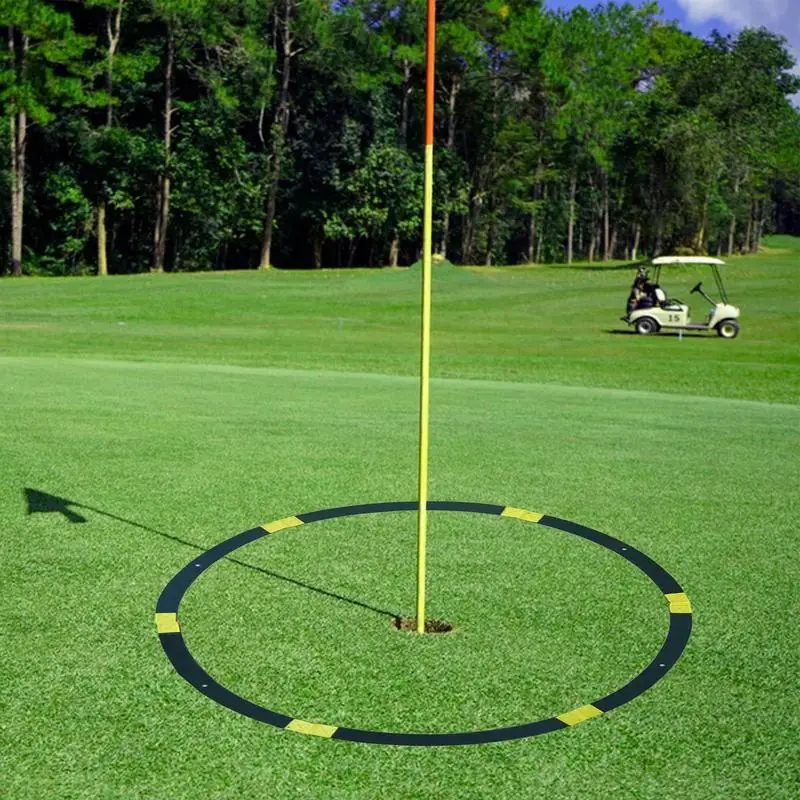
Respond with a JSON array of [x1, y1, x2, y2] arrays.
[[622, 256, 741, 339]]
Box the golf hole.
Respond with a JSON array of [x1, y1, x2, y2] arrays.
[[392, 616, 454, 634]]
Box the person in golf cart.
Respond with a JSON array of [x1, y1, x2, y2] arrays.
[[626, 267, 666, 313]]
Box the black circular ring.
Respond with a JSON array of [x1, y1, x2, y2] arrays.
[[155, 501, 692, 746]]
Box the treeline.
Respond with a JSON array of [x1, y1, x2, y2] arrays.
[[1, 0, 799, 275]]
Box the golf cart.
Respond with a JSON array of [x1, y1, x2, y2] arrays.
[[622, 256, 740, 339]]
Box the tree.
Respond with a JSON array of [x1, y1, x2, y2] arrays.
[[1, 1, 798, 274], [257, 0, 329, 268], [0, 0, 94, 275], [435, 3, 487, 259], [323, 119, 422, 266]]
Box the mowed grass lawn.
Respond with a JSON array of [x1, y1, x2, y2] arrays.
[[1, 244, 798, 798]]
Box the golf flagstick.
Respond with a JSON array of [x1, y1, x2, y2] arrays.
[[416, 0, 436, 634]]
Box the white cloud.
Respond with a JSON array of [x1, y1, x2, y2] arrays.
[[677, 0, 796, 30]]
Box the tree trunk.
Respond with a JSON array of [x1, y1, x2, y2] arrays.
[[694, 194, 709, 253], [632, 222, 641, 261], [588, 227, 597, 264], [387, 58, 413, 268], [485, 199, 495, 267], [438, 76, 460, 258], [260, 0, 293, 270], [346, 237, 358, 267], [97, 0, 123, 276], [173, 227, 181, 270], [744, 199, 754, 254], [526, 158, 542, 264], [567, 171, 577, 265], [463, 190, 480, 264], [439, 215, 451, 260], [727, 174, 740, 256], [259, 156, 280, 269], [483, 186, 496, 267], [654, 219, 663, 257], [463, 211, 473, 263], [754, 201, 765, 253], [399, 59, 411, 143], [536, 184, 547, 263], [482, 74, 500, 268], [97, 202, 108, 276], [608, 223, 618, 262], [153, 28, 174, 272], [527, 208, 536, 263], [647, 168, 661, 257], [603, 173, 610, 262], [727, 216, 735, 256], [10, 108, 26, 278], [8, 28, 27, 277], [312, 228, 323, 268], [105, 4, 122, 129]]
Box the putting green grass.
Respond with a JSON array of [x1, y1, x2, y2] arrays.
[[1, 248, 799, 798]]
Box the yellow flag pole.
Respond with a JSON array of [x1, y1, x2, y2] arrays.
[[416, 0, 436, 634]]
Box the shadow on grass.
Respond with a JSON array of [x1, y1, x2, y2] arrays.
[[24, 487, 400, 622], [538, 261, 642, 272], [605, 329, 709, 338]]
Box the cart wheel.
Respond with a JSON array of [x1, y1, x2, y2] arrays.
[[716, 319, 740, 339], [635, 317, 659, 335]]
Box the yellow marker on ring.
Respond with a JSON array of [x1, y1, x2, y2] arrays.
[[286, 719, 338, 738], [557, 704, 603, 726], [155, 612, 180, 634], [501, 507, 544, 523], [665, 592, 692, 614], [262, 516, 303, 534]]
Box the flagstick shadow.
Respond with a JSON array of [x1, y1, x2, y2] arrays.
[[23, 488, 400, 623]]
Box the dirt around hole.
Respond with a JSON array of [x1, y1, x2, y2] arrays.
[[392, 617, 454, 634]]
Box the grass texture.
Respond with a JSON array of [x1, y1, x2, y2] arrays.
[[2, 247, 799, 798]]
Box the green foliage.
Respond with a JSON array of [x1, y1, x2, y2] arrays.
[[1, 0, 799, 274], [170, 101, 264, 269], [0, 0, 97, 124], [324, 141, 422, 248], [29, 166, 93, 275]]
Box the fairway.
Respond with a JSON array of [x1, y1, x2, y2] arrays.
[[2, 251, 799, 798]]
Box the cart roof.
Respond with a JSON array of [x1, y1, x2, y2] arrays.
[[650, 256, 726, 266]]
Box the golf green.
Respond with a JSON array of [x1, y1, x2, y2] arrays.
[[2, 248, 798, 797]]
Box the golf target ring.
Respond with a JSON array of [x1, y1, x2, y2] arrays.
[[155, 501, 692, 746]]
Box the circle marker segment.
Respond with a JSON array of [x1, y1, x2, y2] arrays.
[[156, 501, 692, 746]]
